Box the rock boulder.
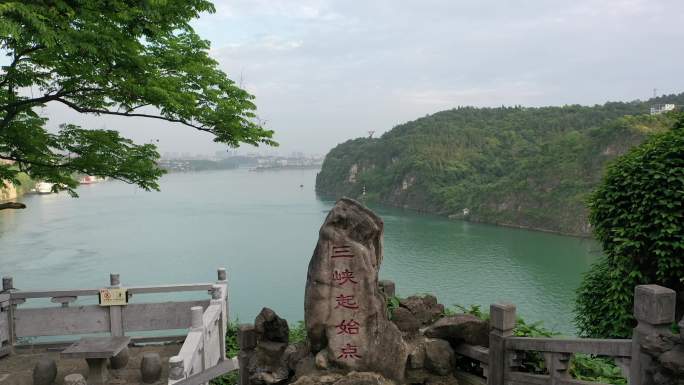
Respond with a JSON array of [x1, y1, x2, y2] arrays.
[[425, 314, 489, 347], [391, 307, 420, 334], [248, 341, 290, 384], [399, 295, 444, 326], [424, 339, 455, 376], [256, 307, 290, 343], [291, 371, 395, 385], [304, 198, 408, 382]]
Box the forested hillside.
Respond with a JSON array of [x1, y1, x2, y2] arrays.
[[315, 94, 684, 235]]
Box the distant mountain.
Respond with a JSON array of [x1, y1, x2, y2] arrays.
[[315, 93, 684, 235]]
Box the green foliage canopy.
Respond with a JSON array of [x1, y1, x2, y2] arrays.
[[575, 113, 684, 338], [0, 0, 275, 204]]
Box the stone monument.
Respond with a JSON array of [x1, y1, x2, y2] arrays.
[[304, 198, 408, 382]]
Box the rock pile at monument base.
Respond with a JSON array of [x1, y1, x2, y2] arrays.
[[237, 199, 493, 385]]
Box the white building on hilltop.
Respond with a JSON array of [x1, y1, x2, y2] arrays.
[[650, 104, 676, 115]]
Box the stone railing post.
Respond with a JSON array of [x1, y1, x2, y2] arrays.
[[210, 284, 226, 361], [215, 268, 229, 363], [1, 277, 13, 293], [488, 303, 516, 385], [168, 355, 185, 383], [190, 306, 206, 373], [378, 280, 396, 299], [0, 289, 11, 358], [1, 276, 17, 348], [109, 273, 124, 337], [237, 324, 257, 385], [217, 268, 227, 283], [630, 284, 676, 385]]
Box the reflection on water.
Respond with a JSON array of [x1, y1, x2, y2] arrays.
[[0, 169, 600, 335]]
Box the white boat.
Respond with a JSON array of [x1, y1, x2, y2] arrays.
[[79, 175, 103, 184], [35, 182, 54, 194]]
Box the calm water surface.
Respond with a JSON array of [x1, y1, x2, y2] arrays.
[[0, 169, 601, 335]]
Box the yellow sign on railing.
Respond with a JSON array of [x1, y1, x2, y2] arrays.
[[99, 288, 128, 306]]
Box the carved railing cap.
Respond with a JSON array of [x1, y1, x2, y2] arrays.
[[634, 285, 676, 325], [490, 303, 516, 330]]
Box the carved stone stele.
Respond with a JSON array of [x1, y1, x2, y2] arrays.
[[304, 198, 407, 382]]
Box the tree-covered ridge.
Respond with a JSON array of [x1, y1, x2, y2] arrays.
[[316, 94, 684, 235]]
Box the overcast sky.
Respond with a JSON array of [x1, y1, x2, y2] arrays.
[[44, 0, 684, 156]]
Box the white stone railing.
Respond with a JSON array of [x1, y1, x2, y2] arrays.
[[0, 270, 226, 344], [0, 292, 10, 358], [0, 268, 237, 384], [168, 273, 239, 385]]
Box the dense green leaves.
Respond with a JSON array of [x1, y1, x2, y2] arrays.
[[1, 0, 275, 201], [316, 96, 682, 234], [575, 112, 684, 338], [569, 354, 627, 385]]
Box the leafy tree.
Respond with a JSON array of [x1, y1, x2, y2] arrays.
[[0, 0, 275, 209], [575, 112, 684, 338]]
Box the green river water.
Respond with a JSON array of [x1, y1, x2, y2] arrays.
[[0, 168, 601, 335]]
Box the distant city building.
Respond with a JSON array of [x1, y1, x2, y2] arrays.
[[650, 104, 676, 115], [158, 151, 324, 172]]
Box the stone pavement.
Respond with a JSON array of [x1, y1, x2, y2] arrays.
[[0, 343, 180, 385]]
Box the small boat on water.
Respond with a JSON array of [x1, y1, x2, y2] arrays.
[[35, 182, 54, 194], [79, 175, 104, 184]]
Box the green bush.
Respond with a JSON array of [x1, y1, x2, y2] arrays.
[[570, 354, 627, 385], [289, 320, 307, 344], [211, 321, 240, 385], [575, 112, 684, 338], [386, 295, 401, 319]]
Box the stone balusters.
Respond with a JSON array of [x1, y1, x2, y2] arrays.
[[544, 352, 572, 385], [1, 276, 18, 350], [50, 296, 77, 308]]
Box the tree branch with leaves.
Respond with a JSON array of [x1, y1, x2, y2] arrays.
[[0, 0, 276, 209]]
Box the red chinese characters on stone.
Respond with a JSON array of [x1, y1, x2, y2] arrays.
[[332, 269, 358, 286], [336, 319, 360, 335], [335, 294, 359, 309], [331, 245, 354, 259], [338, 343, 362, 359]]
